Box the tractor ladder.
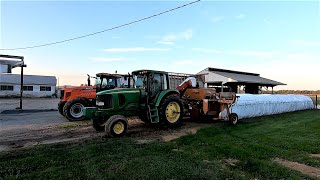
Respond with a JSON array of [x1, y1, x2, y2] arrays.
[[147, 105, 159, 123]]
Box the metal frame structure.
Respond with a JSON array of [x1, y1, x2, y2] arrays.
[[0, 54, 26, 109]]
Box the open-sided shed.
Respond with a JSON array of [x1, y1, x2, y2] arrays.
[[197, 67, 286, 94]]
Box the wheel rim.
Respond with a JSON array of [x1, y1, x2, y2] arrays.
[[70, 103, 84, 118], [113, 122, 125, 134], [165, 102, 181, 123], [232, 115, 238, 124]]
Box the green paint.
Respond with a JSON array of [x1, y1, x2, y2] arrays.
[[97, 88, 139, 96], [155, 89, 180, 107], [87, 70, 181, 124], [83, 107, 97, 119]]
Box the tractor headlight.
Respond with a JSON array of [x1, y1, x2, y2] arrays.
[[96, 101, 104, 106]]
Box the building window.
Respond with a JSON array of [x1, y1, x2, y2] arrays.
[[0, 85, 14, 91], [40, 86, 51, 91], [23, 86, 33, 91]]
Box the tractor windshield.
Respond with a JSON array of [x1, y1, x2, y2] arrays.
[[96, 76, 119, 92], [132, 74, 145, 88]]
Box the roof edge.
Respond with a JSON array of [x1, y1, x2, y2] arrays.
[[207, 67, 260, 76]]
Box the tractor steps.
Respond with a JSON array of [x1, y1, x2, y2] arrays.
[[148, 105, 159, 123]]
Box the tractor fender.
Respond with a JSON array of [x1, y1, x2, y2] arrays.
[[155, 89, 180, 108]]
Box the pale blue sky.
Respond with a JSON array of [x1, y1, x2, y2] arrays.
[[1, 0, 320, 90]]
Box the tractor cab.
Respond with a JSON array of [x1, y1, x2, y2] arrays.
[[132, 70, 170, 101], [95, 73, 128, 93]]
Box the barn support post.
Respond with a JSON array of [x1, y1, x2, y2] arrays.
[[19, 63, 26, 109], [272, 86, 274, 94], [221, 82, 224, 92], [19, 65, 24, 109], [316, 95, 318, 109]]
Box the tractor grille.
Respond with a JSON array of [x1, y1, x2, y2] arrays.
[[96, 94, 113, 109]]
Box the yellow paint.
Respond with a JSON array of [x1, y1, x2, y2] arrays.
[[165, 102, 181, 123], [113, 122, 125, 134]]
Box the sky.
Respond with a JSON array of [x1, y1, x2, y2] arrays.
[[0, 0, 320, 90]]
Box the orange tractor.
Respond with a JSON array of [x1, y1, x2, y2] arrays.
[[58, 73, 129, 121]]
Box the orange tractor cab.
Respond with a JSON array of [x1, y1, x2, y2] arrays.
[[58, 73, 129, 121]]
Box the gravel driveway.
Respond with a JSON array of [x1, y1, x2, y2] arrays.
[[0, 98, 59, 113]]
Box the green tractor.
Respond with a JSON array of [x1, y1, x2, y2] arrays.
[[84, 70, 184, 137]]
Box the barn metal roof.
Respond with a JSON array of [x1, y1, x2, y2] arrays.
[[206, 68, 286, 86], [0, 74, 56, 86], [0, 55, 24, 67]]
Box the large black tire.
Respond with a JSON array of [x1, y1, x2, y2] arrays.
[[58, 101, 66, 116], [229, 113, 238, 125], [105, 115, 128, 137], [63, 97, 91, 121], [159, 95, 184, 127], [92, 117, 105, 132], [138, 111, 149, 124]]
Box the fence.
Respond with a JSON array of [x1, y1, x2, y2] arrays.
[[305, 94, 319, 109]]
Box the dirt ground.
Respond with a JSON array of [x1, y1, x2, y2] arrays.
[[274, 158, 320, 178], [0, 111, 209, 152]]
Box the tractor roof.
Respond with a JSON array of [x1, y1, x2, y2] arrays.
[[132, 69, 167, 74], [96, 73, 126, 78]]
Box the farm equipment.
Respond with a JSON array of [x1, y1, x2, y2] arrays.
[[84, 69, 238, 137], [178, 77, 238, 125], [58, 73, 129, 121]]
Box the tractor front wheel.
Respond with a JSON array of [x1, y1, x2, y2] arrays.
[[138, 111, 150, 124], [92, 117, 106, 132], [58, 101, 66, 116], [160, 95, 184, 127], [105, 115, 128, 137], [229, 113, 238, 125], [63, 98, 90, 121]]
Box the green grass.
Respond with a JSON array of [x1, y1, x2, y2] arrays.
[[1, 110, 320, 179]]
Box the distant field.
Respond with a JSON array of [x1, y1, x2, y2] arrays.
[[309, 96, 320, 105], [0, 110, 320, 179]]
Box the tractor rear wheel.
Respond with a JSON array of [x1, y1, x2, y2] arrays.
[[159, 95, 184, 127], [138, 111, 150, 124], [63, 98, 90, 121], [105, 115, 128, 137], [58, 101, 66, 116]]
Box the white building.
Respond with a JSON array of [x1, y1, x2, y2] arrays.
[[0, 73, 57, 97], [0, 64, 12, 73]]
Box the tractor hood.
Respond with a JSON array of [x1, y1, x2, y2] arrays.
[[63, 86, 95, 91], [97, 88, 141, 95]]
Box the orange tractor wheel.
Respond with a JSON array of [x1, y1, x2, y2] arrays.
[[63, 97, 92, 121]]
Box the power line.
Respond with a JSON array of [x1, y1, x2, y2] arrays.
[[1, 0, 201, 51]]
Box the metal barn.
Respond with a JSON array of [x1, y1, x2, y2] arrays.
[[197, 68, 286, 94]]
